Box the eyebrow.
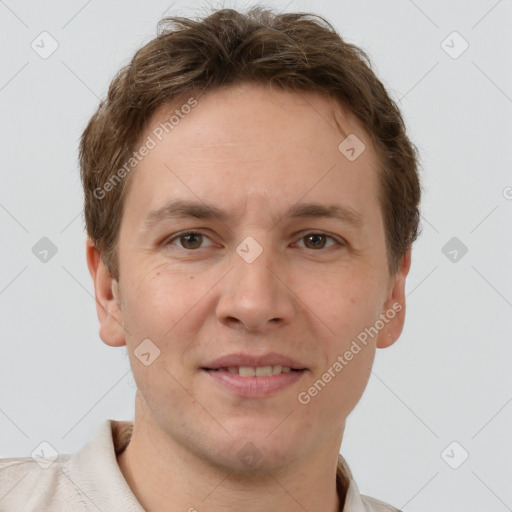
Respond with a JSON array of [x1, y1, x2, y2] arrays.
[[142, 199, 363, 231]]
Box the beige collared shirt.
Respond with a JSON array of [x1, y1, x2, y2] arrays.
[[0, 420, 401, 511]]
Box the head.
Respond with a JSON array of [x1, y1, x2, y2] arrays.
[[83, 7, 421, 473]]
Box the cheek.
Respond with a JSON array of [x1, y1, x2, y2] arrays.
[[335, 349, 374, 413], [304, 275, 384, 342], [121, 267, 214, 383], [122, 266, 201, 339], [301, 279, 381, 413], [132, 362, 196, 438], [302, 340, 376, 430]]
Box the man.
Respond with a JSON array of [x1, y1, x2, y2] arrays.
[[0, 6, 420, 511]]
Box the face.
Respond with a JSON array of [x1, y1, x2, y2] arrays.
[[88, 82, 409, 474]]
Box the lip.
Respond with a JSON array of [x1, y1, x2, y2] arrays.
[[202, 352, 307, 370], [202, 368, 306, 398]]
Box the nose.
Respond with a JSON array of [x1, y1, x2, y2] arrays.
[[215, 242, 296, 333]]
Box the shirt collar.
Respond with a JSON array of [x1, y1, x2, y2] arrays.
[[68, 419, 370, 512], [67, 420, 144, 511]]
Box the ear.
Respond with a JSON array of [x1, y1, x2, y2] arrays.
[[85, 237, 126, 347], [376, 247, 411, 349]]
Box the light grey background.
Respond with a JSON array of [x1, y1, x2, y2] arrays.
[[1, 0, 511, 510]]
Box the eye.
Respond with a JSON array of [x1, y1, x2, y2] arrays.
[[165, 232, 214, 250], [164, 231, 344, 251], [295, 232, 342, 250]]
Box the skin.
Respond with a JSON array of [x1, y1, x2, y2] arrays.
[[86, 82, 411, 512]]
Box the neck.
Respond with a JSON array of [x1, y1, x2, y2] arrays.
[[116, 419, 346, 511], [116, 393, 346, 512]]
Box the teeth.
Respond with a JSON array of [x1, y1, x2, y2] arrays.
[[223, 365, 294, 377], [239, 366, 256, 377], [255, 366, 273, 377]]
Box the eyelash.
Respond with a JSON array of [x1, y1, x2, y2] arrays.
[[164, 231, 345, 251]]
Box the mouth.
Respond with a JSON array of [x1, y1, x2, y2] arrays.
[[201, 366, 307, 397], [203, 365, 304, 377]]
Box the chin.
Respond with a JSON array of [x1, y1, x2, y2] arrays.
[[205, 427, 304, 476]]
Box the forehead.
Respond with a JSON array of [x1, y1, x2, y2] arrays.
[[148, 83, 370, 156], [123, 82, 383, 228]]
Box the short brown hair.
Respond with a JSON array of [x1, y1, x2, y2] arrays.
[[80, 6, 421, 281]]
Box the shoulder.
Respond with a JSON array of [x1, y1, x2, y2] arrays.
[[338, 454, 403, 512], [0, 420, 138, 511], [360, 493, 403, 512], [0, 454, 88, 511]]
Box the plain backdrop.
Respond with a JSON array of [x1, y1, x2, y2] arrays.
[[0, 1, 511, 510]]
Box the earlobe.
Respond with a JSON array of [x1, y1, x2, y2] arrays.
[[376, 248, 411, 349], [85, 238, 126, 347]]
